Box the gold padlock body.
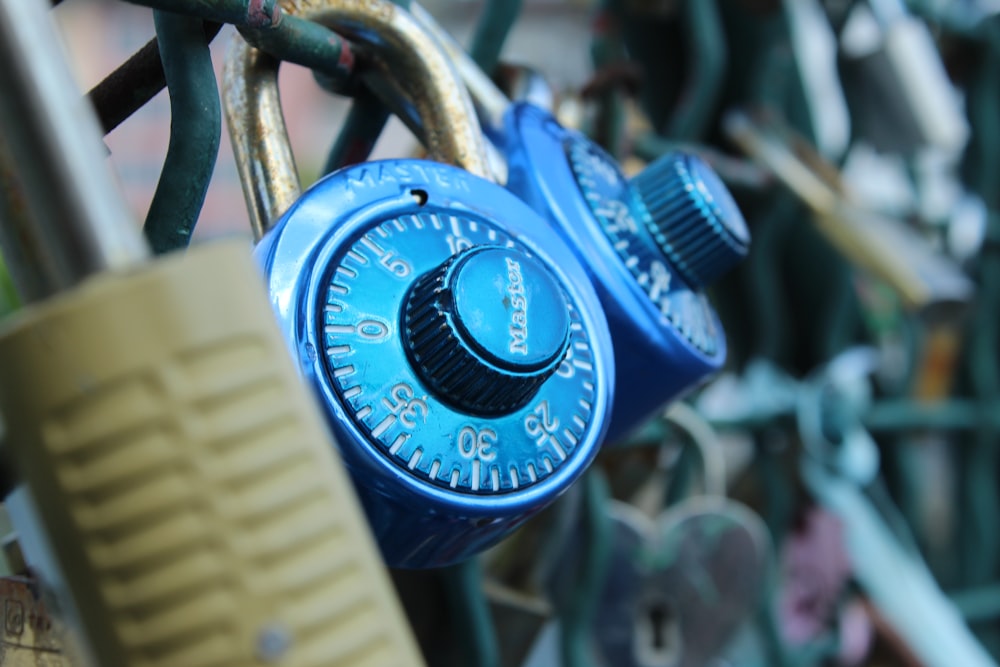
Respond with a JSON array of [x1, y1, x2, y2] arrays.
[[0, 241, 423, 667]]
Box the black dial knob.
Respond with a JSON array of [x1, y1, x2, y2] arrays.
[[404, 245, 571, 415], [632, 152, 750, 288]]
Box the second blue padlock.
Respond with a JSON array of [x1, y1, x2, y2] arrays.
[[493, 102, 750, 442]]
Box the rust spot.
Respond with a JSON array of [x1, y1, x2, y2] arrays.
[[0, 577, 67, 663], [337, 41, 355, 71], [246, 0, 281, 29], [580, 63, 644, 99], [591, 10, 617, 35]]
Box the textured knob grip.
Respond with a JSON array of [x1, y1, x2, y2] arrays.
[[632, 152, 750, 288], [0, 241, 424, 667], [404, 246, 570, 416]]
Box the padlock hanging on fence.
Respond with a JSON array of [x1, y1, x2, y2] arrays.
[[0, 1, 425, 665], [406, 7, 751, 444], [222, 0, 616, 569], [538, 403, 770, 667]]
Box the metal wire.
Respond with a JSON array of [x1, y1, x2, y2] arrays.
[[88, 23, 223, 135], [322, 88, 391, 174], [318, 0, 412, 175], [143, 10, 221, 254], [440, 558, 501, 667], [468, 0, 523, 77], [0, 256, 16, 316], [666, 0, 726, 141], [557, 469, 611, 667]]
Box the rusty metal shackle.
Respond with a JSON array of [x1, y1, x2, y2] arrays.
[[223, 0, 492, 239]]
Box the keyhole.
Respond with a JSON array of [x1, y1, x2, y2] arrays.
[[649, 603, 669, 649], [409, 189, 428, 206], [635, 597, 681, 666]]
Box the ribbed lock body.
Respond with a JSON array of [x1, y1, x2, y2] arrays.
[[255, 159, 614, 568], [494, 103, 749, 442], [0, 241, 423, 667]]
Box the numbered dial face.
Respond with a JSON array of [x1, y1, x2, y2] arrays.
[[565, 139, 720, 356], [320, 211, 600, 495]]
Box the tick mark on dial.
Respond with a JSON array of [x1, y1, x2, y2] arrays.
[[361, 236, 385, 257], [550, 436, 567, 461], [390, 433, 408, 455], [371, 413, 396, 438], [408, 448, 423, 470]]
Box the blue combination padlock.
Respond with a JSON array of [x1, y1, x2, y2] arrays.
[[408, 10, 750, 442], [495, 103, 749, 443], [224, 17, 615, 568]]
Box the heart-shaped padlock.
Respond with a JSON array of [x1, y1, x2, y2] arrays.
[[593, 498, 770, 667], [543, 405, 771, 667]]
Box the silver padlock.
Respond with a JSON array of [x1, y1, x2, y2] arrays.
[[538, 404, 771, 667], [838, 0, 968, 154], [598, 405, 770, 667]]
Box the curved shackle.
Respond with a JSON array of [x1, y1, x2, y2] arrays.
[[223, 0, 492, 240], [408, 3, 511, 128], [621, 401, 727, 499]]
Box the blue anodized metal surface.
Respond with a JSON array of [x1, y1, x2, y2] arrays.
[[493, 102, 749, 443], [255, 159, 614, 568]]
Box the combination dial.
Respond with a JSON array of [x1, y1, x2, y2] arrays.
[[321, 212, 598, 495], [566, 140, 748, 357], [256, 158, 614, 567], [498, 103, 750, 441]]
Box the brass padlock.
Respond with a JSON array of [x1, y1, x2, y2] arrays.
[[0, 1, 425, 665]]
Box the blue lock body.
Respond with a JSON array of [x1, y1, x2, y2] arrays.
[[255, 159, 614, 568], [494, 103, 749, 442]]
